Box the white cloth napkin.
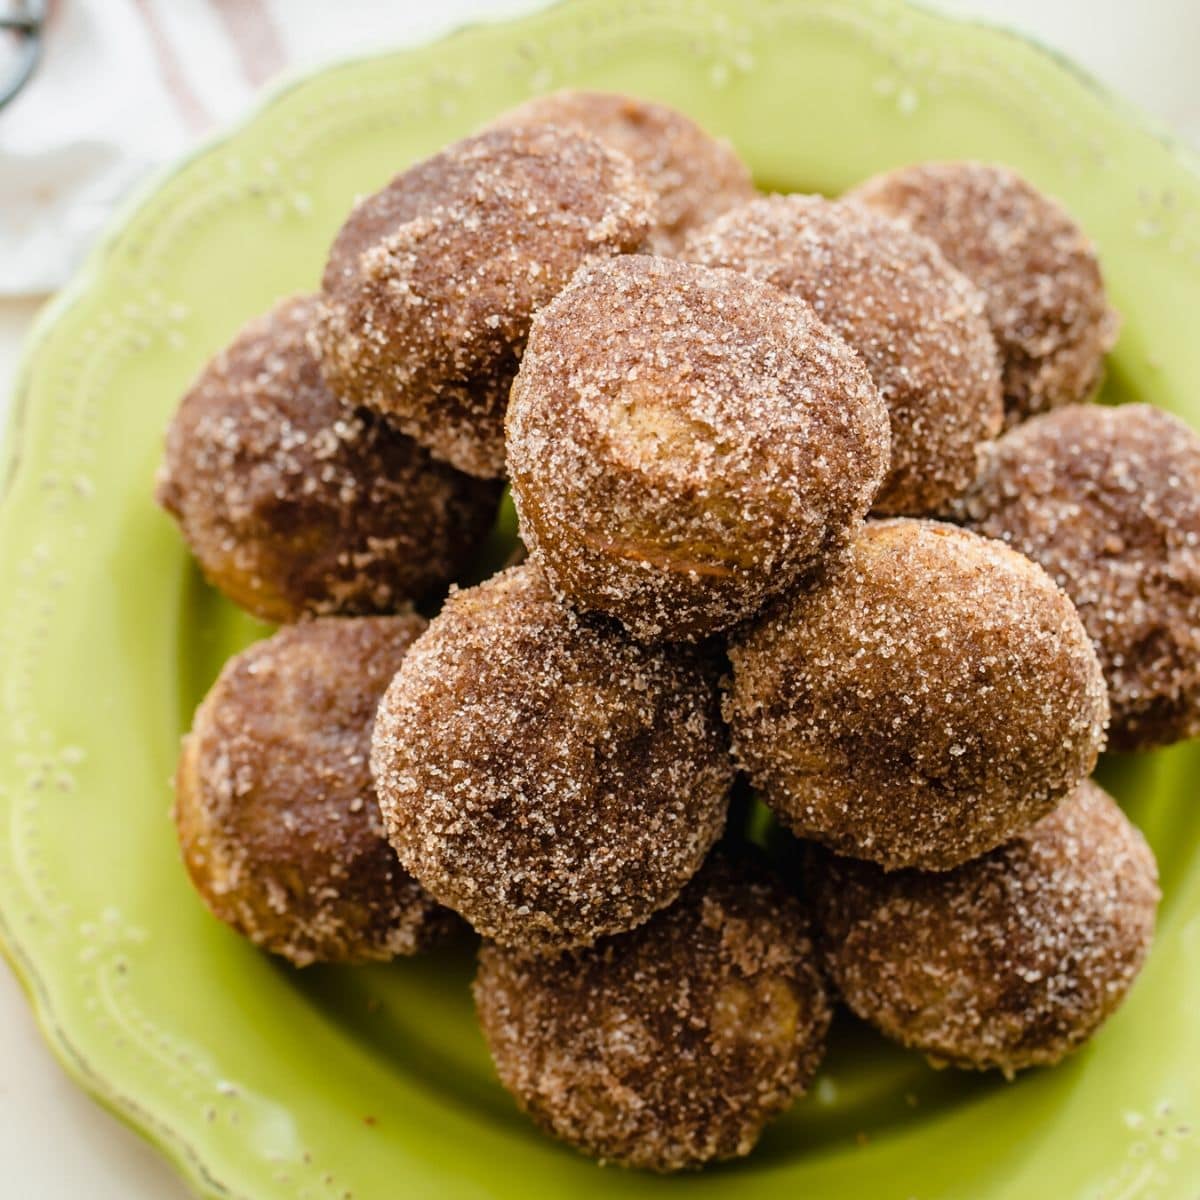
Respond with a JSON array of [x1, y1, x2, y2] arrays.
[[0, 0, 545, 296]]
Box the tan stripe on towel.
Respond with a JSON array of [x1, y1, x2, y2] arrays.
[[131, 0, 211, 132], [208, 0, 286, 88]]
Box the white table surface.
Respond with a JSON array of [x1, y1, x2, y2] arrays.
[[1, 1, 1197, 1196]]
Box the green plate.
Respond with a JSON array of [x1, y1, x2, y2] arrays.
[[2, 1, 1199, 1196]]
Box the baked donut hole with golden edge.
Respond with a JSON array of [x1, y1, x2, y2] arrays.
[[725, 519, 1109, 870], [488, 89, 756, 255], [850, 161, 1118, 426], [956, 403, 1200, 751], [316, 125, 654, 478], [506, 255, 890, 642], [370, 562, 734, 954], [474, 849, 831, 1171], [809, 780, 1158, 1075], [685, 193, 1003, 515], [175, 615, 452, 966], [156, 295, 500, 624]]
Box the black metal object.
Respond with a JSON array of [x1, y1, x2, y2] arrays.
[[0, 0, 46, 111]]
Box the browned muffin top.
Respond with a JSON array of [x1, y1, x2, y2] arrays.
[[316, 125, 654, 477], [489, 89, 756, 254], [506, 254, 890, 641], [955, 403, 1200, 750], [809, 779, 1159, 1075], [726, 519, 1109, 870], [474, 849, 831, 1171], [370, 563, 733, 954], [175, 615, 452, 966], [850, 161, 1118, 425], [685, 193, 1003, 514], [156, 294, 499, 623]]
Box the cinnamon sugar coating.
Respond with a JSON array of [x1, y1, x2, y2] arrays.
[[685, 193, 1003, 514], [316, 126, 653, 477], [725, 519, 1109, 871], [155, 295, 499, 624], [489, 90, 756, 254], [474, 850, 831, 1171], [175, 615, 452, 967], [956, 403, 1200, 750], [850, 162, 1118, 425], [809, 780, 1159, 1075], [506, 255, 890, 642], [370, 563, 733, 954]]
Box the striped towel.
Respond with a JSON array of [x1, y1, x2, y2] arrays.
[[0, 0, 542, 295]]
